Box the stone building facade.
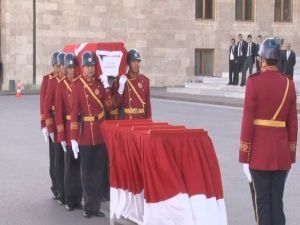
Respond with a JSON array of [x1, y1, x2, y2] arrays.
[[0, 0, 299, 90]]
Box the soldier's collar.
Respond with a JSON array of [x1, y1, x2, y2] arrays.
[[83, 75, 96, 82], [127, 72, 139, 80], [261, 66, 278, 72], [66, 77, 73, 83]]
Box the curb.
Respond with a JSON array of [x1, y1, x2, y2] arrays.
[[2, 88, 300, 111], [150, 87, 244, 108]]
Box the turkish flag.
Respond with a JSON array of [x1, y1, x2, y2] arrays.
[[63, 42, 127, 77], [101, 121, 228, 225]]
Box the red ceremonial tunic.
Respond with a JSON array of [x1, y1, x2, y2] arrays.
[[239, 69, 297, 170], [70, 75, 113, 146], [43, 74, 60, 143], [40, 72, 56, 129], [55, 77, 73, 146], [112, 73, 152, 120]]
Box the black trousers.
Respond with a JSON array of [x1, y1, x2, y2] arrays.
[[103, 154, 110, 201], [48, 137, 58, 196], [229, 60, 236, 84], [234, 56, 244, 85], [241, 56, 254, 85], [250, 169, 288, 225], [54, 143, 65, 202], [65, 146, 82, 206], [80, 144, 108, 212], [256, 59, 261, 72]]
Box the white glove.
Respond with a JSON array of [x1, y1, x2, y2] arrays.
[[243, 163, 252, 183], [61, 141, 67, 153], [100, 75, 109, 89], [118, 75, 127, 95], [41, 127, 49, 143], [49, 132, 55, 142], [71, 140, 79, 159]]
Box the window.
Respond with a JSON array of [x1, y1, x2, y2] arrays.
[[274, 0, 292, 22], [235, 0, 254, 21], [195, 0, 214, 19], [195, 49, 214, 76]]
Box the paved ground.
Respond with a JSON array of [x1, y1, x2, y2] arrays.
[[0, 95, 299, 225]]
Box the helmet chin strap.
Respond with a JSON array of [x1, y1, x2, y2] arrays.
[[128, 69, 139, 78]]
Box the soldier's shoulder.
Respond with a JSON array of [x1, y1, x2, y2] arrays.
[[281, 73, 293, 81], [73, 75, 82, 83], [248, 72, 260, 79], [43, 72, 52, 78], [139, 74, 150, 81], [49, 74, 58, 80]]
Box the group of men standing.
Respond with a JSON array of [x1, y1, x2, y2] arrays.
[[39, 48, 151, 218], [229, 34, 296, 86]]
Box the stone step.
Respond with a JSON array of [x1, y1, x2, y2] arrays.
[[201, 77, 228, 84], [185, 82, 224, 90], [177, 61, 300, 100], [222, 72, 229, 78], [185, 82, 246, 92], [167, 87, 246, 99]]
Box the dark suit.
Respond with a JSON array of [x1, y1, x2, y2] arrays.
[[229, 45, 237, 84], [241, 42, 256, 85], [234, 40, 247, 85], [282, 50, 296, 79], [277, 50, 285, 72], [255, 43, 261, 72]]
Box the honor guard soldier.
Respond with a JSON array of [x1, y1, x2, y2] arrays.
[[239, 37, 297, 225], [44, 52, 66, 205], [40, 51, 60, 199], [110, 49, 152, 119], [55, 53, 82, 211], [70, 51, 113, 218]]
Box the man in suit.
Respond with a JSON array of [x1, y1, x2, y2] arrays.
[[282, 43, 296, 79], [228, 38, 237, 85], [241, 34, 256, 86], [255, 35, 262, 72], [234, 34, 247, 85]]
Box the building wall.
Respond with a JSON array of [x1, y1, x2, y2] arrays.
[[35, 0, 194, 87], [1, 0, 300, 90], [1, 0, 33, 89]]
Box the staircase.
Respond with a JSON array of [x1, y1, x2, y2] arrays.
[[167, 57, 300, 99], [167, 74, 246, 99]]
